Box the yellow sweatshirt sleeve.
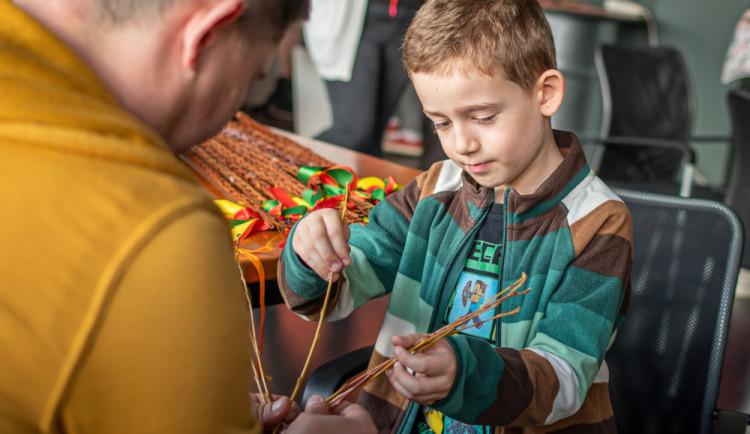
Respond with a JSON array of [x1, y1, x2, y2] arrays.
[[59, 209, 260, 434]]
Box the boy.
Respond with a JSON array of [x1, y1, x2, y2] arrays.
[[279, 0, 632, 432]]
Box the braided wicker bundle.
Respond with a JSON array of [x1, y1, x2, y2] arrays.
[[183, 112, 375, 232]]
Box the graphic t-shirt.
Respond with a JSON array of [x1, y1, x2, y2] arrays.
[[416, 203, 504, 434]]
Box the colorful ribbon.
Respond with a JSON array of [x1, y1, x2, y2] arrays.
[[214, 199, 271, 243], [260, 165, 401, 227]]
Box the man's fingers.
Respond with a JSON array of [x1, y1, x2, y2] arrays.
[[335, 400, 376, 423], [255, 396, 291, 426], [303, 395, 331, 415]]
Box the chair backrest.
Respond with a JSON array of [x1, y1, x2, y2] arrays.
[[595, 45, 695, 182], [607, 189, 744, 434], [725, 88, 750, 268]]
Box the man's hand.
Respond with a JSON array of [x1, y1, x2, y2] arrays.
[[281, 395, 376, 434], [291, 209, 351, 282], [386, 334, 457, 405], [251, 394, 301, 427]]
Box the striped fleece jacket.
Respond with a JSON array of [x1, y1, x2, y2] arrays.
[[278, 130, 633, 434]]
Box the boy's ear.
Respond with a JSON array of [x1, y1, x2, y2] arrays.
[[536, 69, 565, 117], [181, 0, 246, 70]]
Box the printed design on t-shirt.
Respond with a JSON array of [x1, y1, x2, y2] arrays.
[[423, 408, 491, 434], [448, 273, 498, 340]]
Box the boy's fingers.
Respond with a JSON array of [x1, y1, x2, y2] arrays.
[[394, 347, 430, 374], [322, 212, 351, 268], [387, 362, 448, 406], [391, 333, 426, 349]]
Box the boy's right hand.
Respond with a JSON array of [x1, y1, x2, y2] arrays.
[[291, 209, 352, 282]]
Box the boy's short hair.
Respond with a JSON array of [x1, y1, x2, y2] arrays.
[[402, 0, 556, 92], [96, 0, 307, 42]]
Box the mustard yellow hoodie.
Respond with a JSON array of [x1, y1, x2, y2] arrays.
[[0, 2, 260, 432]]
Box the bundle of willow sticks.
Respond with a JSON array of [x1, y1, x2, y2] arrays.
[[182, 112, 375, 232]]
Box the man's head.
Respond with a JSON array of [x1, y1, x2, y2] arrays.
[[94, 0, 305, 46], [402, 0, 556, 93], [403, 0, 565, 199], [17, 0, 307, 152]]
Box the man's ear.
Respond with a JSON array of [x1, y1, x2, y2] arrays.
[[536, 69, 565, 117], [182, 0, 245, 70]]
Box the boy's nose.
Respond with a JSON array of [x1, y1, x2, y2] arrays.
[[454, 127, 479, 155]]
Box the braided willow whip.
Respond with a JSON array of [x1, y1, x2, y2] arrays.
[[183, 112, 375, 232]]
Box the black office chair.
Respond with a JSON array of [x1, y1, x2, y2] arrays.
[[303, 189, 748, 433], [725, 88, 750, 269], [592, 44, 725, 200], [607, 188, 746, 434]]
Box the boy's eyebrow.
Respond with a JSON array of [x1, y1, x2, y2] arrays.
[[423, 102, 500, 117]]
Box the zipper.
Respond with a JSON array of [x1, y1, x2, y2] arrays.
[[495, 187, 510, 348]]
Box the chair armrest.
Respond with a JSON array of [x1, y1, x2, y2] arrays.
[[689, 134, 731, 143], [301, 345, 374, 409], [593, 135, 696, 163], [712, 409, 750, 434]]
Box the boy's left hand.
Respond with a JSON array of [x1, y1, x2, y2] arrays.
[[386, 334, 457, 405]]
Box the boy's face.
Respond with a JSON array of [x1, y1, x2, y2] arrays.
[[412, 69, 563, 199]]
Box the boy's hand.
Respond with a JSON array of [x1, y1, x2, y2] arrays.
[[291, 209, 351, 282], [386, 334, 457, 405]]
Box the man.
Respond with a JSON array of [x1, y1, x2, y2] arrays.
[[0, 0, 375, 432]]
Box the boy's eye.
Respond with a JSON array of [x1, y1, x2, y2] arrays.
[[432, 121, 451, 132], [475, 115, 496, 125]]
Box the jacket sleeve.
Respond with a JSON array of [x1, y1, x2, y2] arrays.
[[431, 199, 633, 427], [61, 209, 261, 433], [278, 173, 424, 321]]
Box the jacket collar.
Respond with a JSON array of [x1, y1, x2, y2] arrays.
[[458, 130, 590, 215]]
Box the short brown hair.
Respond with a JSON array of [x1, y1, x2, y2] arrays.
[[402, 0, 556, 92], [97, 0, 308, 42]]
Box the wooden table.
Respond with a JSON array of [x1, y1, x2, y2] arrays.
[[193, 128, 423, 284]]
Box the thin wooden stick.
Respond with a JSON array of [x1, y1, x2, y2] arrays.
[[326, 273, 529, 409], [235, 242, 273, 404], [288, 184, 351, 403]]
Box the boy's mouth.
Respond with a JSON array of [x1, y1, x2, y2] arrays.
[[467, 162, 491, 174]]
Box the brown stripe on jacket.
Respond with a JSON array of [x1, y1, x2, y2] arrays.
[[568, 201, 632, 315], [506, 131, 588, 215], [277, 258, 344, 318], [541, 383, 615, 432], [359, 350, 409, 433], [476, 349, 559, 426], [475, 348, 541, 425], [385, 169, 427, 224], [570, 232, 632, 280], [570, 200, 633, 258], [418, 160, 442, 201], [494, 383, 616, 433], [507, 205, 569, 242]]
